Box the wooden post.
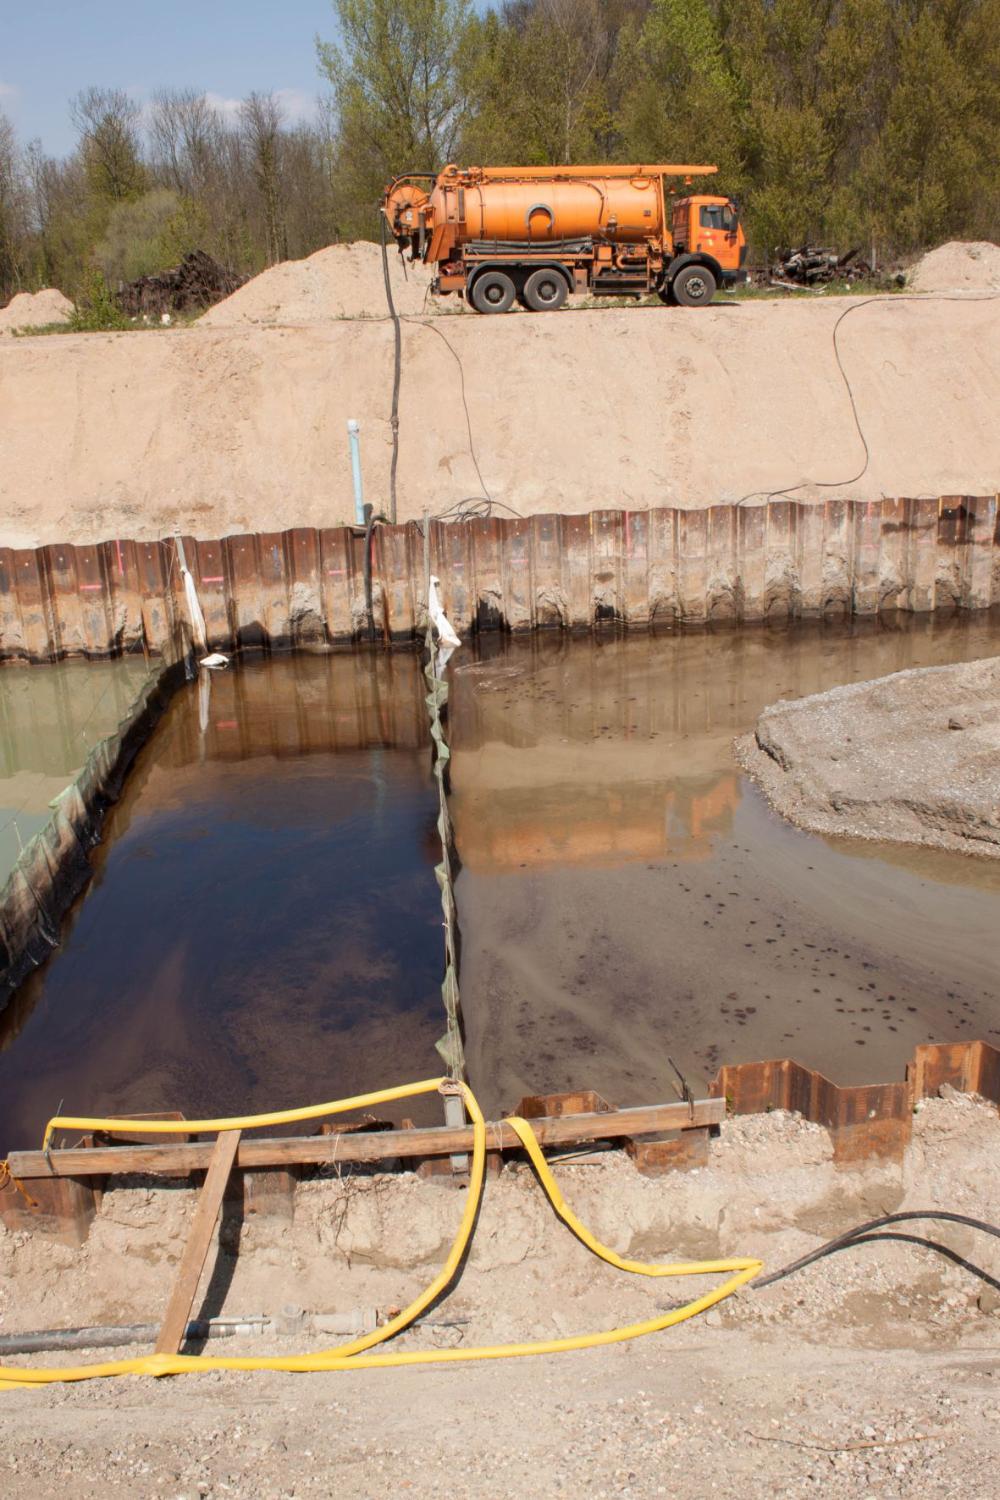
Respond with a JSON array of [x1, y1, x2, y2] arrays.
[[154, 1129, 241, 1356]]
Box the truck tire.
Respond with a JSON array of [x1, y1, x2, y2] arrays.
[[523, 267, 569, 312], [470, 270, 516, 314], [671, 264, 717, 307]]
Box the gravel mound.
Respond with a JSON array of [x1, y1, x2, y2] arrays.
[[0, 288, 74, 334], [200, 240, 433, 326], [737, 655, 1000, 857], [909, 240, 1000, 292]]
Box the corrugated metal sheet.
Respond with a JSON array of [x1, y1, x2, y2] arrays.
[[1, 495, 997, 661], [711, 1041, 1000, 1163]]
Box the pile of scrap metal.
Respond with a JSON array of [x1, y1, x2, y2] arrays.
[[764, 244, 873, 288], [116, 250, 246, 320]]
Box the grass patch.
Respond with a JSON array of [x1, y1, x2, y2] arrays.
[[11, 309, 202, 337]]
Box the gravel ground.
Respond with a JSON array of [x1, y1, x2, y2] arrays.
[[2, 1094, 999, 1495], [737, 656, 1000, 858], [3, 1332, 998, 1498]]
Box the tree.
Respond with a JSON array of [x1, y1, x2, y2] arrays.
[[70, 87, 146, 205], [617, 0, 744, 185], [93, 188, 189, 286], [239, 92, 289, 265], [317, 0, 475, 235], [462, 0, 642, 164], [148, 89, 221, 201], [0, 112, 28, 300]]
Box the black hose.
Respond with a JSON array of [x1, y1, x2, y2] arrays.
[[362, 502, 376, 641], [843, 1231, 1000, 1293], [736, 289, 1000, 506], [754, 1210, 1000, 1290], [380, 215, 402, 526]]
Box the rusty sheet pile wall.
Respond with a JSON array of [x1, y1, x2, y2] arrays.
[[3, 1040, 998, 1244], [1, 496, 998, 660], [712, 1040, 1000, 1163]]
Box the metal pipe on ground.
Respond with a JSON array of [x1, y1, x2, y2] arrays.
[[0, 1308, 470, 1357]]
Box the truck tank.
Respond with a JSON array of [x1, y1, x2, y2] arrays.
[[385, 164, 718, 254], [438, 175, 663, 244]]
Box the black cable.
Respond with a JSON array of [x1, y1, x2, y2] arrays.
[[379, 215, 402, 526], [736, 290, 1000, 507], [843, 1231, 1000, 1294], [362, 502, 376, 641], [406, 318, 495, 507], [379, 210, 520, 526], [754, 1210, 1000, 1290]]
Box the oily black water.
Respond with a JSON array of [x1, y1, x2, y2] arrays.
[[0, 653, 443, 1148]]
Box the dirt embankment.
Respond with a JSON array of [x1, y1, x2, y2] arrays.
[[2, 1094, 1000, 1496], [1, 284, 999, 548], [738, 656, 1000, 858]]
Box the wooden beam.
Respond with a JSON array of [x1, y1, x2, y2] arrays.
[[8, 1098, 724, 1181], [154, 1129, 241, 1356]]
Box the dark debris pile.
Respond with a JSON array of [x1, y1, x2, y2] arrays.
[[116, 251, 246, 319]]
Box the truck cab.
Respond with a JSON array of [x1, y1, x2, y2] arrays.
[[666, 195, 747, 304]]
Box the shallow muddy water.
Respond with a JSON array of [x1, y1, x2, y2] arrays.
[[0, 653, 442, 1148], [0, 657, 152, 885], [451, 614, 1000, 1113]]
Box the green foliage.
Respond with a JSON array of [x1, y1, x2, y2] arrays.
[[462, 0, 615, 166], [68, 269, 131, 331], [93, 189, 193, 285], [318, 0, 474, 236], [1, 0, 996, 310], [617, 0, 744, 184]]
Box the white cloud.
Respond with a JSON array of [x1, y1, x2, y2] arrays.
[[274, 88, 316, 124], [204, 88, 316, 126], [205, 91, 243, 122], [0, 83, 19, 102]]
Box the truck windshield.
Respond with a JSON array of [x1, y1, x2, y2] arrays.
[[700, 205, 736, 231]]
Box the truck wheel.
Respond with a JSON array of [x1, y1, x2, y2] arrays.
[[470, 271, 516, 314], [523, 268, 569, 312], [671, 265, 717, 307]]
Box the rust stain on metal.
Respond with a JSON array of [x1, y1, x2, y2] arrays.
[[712, 1040, 1000, 1164], [2, 497, 999, 662]]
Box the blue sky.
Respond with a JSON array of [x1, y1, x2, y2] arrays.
[[0, 0, 490, 156]]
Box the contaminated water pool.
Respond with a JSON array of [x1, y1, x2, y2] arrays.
[[1, 615, 998, 1147], [449, 614, 1000, 1113], [0, 653, 444, 1145]]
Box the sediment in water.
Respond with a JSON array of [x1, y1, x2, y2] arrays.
[[736, 655, 1000, 858]]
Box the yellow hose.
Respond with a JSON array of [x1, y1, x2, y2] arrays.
[[1, 1078, 760, 1389]]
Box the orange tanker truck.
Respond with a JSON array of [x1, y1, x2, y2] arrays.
[[381, 162, 746, 312]]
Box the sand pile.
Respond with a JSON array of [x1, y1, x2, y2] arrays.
[[908, 240, 1000, 292], [737, 656, 1000, 858], [200, 240, 433, 326], [0, 288, 74, 334]]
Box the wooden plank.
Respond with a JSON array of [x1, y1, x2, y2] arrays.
[[9, 1099, 725, 1181], [154, 1129, 241, 1355]]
